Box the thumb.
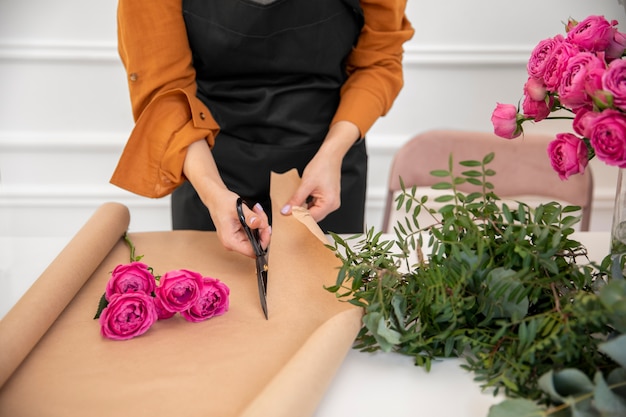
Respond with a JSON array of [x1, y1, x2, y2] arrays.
[[280, 185, 311, 216]]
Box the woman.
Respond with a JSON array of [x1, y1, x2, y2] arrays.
[[111, 0, 414, 258]]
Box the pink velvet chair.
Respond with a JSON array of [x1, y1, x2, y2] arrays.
[[382, 129, 594, 232]]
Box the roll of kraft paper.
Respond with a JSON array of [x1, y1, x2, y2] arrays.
[[0, 202, 130, 388]]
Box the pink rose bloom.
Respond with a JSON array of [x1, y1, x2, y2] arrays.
[[491, 103, 522, 139], [584, 67, 607, 105], [99, 292, 158, 340], [527, 35, 564, 81], [573, 108, 600, 138], [566, 16, 617, 54], [588, 109, 626, 167], [105, 262, 156, 299], [547, 133, 589, 180], [181, 277, 230, 323], [154, 295, 176, 320], [522, 94, 552, 122], [155, 269, 204, 313], [558, 52, 606, 110], [543, 42, 581, 92], [603, 59, 626, 111], [607, 29, 626, 61], [524, 77, 548, 101]]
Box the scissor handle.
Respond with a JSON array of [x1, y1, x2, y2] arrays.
[[236, 198, 265, 257]]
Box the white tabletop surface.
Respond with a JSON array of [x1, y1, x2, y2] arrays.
[[0, 232, 611, 417]]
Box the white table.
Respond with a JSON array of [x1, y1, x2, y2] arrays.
[[0, 232, 611, 417]]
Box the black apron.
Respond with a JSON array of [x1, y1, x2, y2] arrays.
[[173, 0, 367, 233]]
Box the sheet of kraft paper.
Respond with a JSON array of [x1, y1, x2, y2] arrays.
[[0, 169, 363, 417]]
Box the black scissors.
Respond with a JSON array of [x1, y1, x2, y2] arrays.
[[236, 198, 269, 319]]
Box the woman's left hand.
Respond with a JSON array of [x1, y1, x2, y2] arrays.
[[281, 121, 360, 221]]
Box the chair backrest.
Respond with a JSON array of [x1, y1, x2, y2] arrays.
[[382, 129, 594, 232]]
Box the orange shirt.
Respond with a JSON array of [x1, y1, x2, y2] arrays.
[[110, 0, 414, 198]]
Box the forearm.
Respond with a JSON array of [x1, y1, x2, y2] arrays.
[[316, 121, 361, 166], [182, 139, 231, 210]]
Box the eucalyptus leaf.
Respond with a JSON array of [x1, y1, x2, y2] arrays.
[[593, 371, 626, 416], [362, 311, 401, 352], [487, 398, 545, 417], [599, 335, 626, 369], [538, 369, 594, 403]]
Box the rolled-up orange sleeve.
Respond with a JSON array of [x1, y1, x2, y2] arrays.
[[331, 0, 414, 137], [110, 0, 220, 198]]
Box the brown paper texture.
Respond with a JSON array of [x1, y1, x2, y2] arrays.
[[0, 170, 362, 417]]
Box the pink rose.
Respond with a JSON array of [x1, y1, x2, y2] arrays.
[[105, 262, 156, 299], [588, 109, 626, 167], [547, 133, 589, 179], [566, 16, 617, 54], [155, 269, 204, 313], [584, 67, 607, 106], [527, 35, 564, 81], [522, 94, 552, 122], [573, 108, 599, 138], [543, 42, 581, 92], [607, 29, 626, 61], [524, 77, 548, 101], [99, 292, 158, 340], [181, 277, 230, 323], [491, 103, 522, 139], [603, 59, 626, 111], [154, 296, 176, 320], [558, 52, 606, 110]]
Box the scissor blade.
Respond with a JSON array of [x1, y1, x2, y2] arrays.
[[257, 269, 268, 319]]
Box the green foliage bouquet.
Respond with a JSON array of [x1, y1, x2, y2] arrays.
[[327, 154, 626, 416]]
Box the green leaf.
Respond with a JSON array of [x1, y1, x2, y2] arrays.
[[599, 335, 626, 369], [460, 159, 482, 167], [538, 369, 594, 403], [593, 371, 626, 416], [93, 292, 108, 319], [487, 398, 544, 417], [599, 280, 626, 333], [430, 169, 450, 177], [432, 182, 453, 190], [362, 312, 401, 352], [483, 152, 495, 164], [434, 194, 455, 203], [462, 170, 483, 178], [479, 268, 529, 321]]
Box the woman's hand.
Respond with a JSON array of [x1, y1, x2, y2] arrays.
[[183, 139, 270, 258], [281, 121, 361, 221], [210, 190, 271, 258]]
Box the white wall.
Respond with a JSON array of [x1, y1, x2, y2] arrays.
[[1, 0, 624, 241]]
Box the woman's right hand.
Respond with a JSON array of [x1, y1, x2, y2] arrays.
[[208, 189, 271, 258], [183, 139, 271, 258]]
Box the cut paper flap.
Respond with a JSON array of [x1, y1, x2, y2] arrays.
[[270, 168, 331, 244], [0, 171, 362, 417]]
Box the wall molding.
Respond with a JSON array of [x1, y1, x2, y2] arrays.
[[0, 131, 126, 151], [0, 40, 118, 63], [0, 40, 532, 66]]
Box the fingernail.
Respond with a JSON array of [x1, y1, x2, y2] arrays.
[[250, 216, 257, 225], [254, 203, 263, 212], [281, 204, 291, 215], [268, 225, 272, 235]]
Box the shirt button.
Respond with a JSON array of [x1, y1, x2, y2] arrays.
[[129, 73, 138, 82], [200, 112, 206, 120]]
